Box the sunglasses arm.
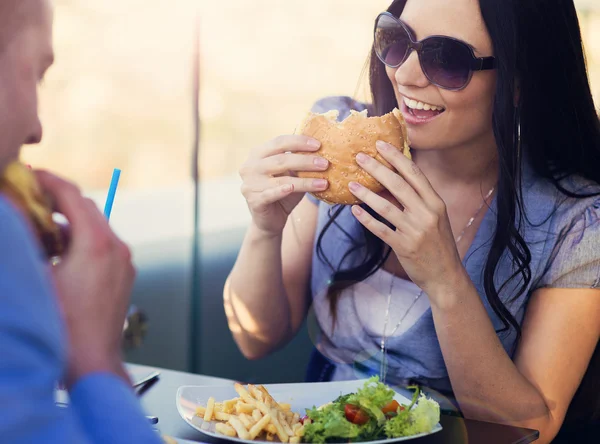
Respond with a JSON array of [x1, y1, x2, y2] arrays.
[[472, 56, 496, 71]]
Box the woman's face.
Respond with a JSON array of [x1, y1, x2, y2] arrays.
[[386, 0, 497, 152]]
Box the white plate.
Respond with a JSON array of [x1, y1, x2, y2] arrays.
[[176, 379, 442, 443]]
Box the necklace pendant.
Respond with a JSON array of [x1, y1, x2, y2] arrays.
[[379, 336, 388, 382]]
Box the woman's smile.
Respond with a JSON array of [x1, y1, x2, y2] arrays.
[[399, 94, 446, 125]]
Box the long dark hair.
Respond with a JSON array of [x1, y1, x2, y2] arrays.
[[318, 0, 600, 362]]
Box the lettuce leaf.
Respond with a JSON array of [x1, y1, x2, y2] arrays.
[[346, 376, 394, 425], [384, 393, 440, 438], [304, 403, 361, 444], [303, 379, 439, 443]]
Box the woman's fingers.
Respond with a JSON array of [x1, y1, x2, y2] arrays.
[[355, 152, 421, 211], [375, 141, 441, 203], [255, 135, 321, 159], [250, 178, 328, 207], [257, 153, 329, 176], [241, 176, 328, 203], [348, 181, 405, 227], [351, 204, 399, 246]]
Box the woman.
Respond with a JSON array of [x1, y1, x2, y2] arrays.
[[224, 0, 600, 441]]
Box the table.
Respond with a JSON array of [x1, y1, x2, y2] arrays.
[[129, 364, 540, 444]]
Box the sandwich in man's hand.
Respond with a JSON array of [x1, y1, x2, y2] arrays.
[[0, 161, 63, 258]]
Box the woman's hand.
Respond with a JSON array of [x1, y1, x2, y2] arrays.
[[239, 135, 329, 236], [348, 140, 464, 296]]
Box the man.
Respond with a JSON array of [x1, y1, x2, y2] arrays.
[[0, 1, 162, 442]]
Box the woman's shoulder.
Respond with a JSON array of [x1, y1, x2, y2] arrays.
[[310, 96, 372, 120], [522, 161, 600, 225], [525, 172, 600, 289]]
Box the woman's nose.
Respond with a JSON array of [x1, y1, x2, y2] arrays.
[[394, 50, 429, 89]]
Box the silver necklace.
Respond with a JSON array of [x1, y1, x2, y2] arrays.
[[379, 187, 495, 382]]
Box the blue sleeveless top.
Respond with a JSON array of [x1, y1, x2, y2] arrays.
[[304, 96, 600, 399]]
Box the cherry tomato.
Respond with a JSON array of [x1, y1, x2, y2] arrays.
[[381, 400, 402, 414], [344, 404, 370, 425]]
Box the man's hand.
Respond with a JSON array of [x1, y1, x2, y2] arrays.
[[36, 171, 135, 389]]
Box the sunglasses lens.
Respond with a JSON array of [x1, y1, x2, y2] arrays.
[[375, 15, 410, 67], [420, 37, 472, 89]]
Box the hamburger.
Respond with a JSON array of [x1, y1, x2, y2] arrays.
[[0, 161, 63, 258], [297, 107, 411, 205]]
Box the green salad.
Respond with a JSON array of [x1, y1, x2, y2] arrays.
[[302, 377, 440, 443]]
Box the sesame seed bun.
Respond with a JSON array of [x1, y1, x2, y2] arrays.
[[297, 107, 410, 205]]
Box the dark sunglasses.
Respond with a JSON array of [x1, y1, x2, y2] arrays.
[[374, 12, 496, 91]]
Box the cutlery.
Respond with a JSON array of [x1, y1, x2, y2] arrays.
[[133, 370, 160, 389]]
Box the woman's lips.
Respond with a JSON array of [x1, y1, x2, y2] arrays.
[[400, 99, 445, 125]]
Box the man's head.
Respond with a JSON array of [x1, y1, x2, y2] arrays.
[[0, 0, 54, 171]]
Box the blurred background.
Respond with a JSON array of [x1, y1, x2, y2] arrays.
[[20, 0, 600, 381], [26, 0, 600, 191]]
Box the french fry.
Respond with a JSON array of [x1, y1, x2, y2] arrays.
[[259, 385, 279, 408], [195, 382, 305, 442], [234, 383, 257, 405], [215, 411, 232, 421], [249, 413, 272, 440], [215, 423, 236, 437], [252, 409, 263, 422], [279, 411, 294, 436], [256, 400, 271, 417], [270, 409, 289, 443], [239, 413, 254, 430], [294, 425, 305, 438], [204, 397, 215, 422], [229, 416, 251, 440], [223, 398, 239, 413], [248, 384, 264, 402], [236, 402, 256, 415]]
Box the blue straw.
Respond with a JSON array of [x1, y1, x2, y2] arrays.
[[103, 168, 121, 220]]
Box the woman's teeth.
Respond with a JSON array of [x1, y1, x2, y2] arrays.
[[403, 97, 444, 112]]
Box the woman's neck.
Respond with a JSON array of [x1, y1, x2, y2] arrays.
[[411, 137, 499, 194]]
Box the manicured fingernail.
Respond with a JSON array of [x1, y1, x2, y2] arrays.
[[349, 181, 361, 192], [352, 205, 364, 216], [356, 153, 369, 163], [313, 157, 328, 168], [307, 139, 321, 148], [313, 179, 328, 189], [282, 184, 293, 193], [376, 140, 389, 151]]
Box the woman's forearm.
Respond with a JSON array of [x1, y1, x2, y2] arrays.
[[224, 222, 292, 359], [428, 268, 554, 438]]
